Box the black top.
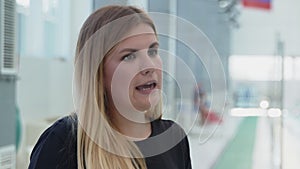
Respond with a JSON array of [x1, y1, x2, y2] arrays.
[[28, 115, 192, 169]]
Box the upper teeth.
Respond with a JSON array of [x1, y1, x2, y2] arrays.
[[141, 87, 151, 91]]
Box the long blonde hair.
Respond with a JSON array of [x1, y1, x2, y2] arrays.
[[73, 5, 162, 169]]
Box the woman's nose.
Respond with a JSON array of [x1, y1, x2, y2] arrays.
[[141, 67, 155, 75], [139, 51, 156, 75]]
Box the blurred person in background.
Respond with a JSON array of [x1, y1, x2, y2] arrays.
[[194, 83, 222, 125]]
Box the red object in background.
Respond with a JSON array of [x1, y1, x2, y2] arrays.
[[203, 111, 223, 124], [242, 0, 271, 10]]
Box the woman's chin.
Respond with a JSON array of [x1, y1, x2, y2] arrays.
[[134, 90, 161, 110]]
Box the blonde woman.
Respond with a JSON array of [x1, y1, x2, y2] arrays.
[[28, 5, 191, 169]]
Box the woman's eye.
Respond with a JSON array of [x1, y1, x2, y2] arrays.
[[122, 53, 136, 61], [148, 48, 158, 57]]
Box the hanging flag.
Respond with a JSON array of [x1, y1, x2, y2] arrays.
[[242, 0, 271, 10]]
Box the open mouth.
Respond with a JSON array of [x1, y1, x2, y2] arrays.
[[135, 81, 157, 92]]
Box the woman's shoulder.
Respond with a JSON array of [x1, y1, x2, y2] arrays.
[[31, 114, 77, 150], [37, 114, 77, 141], [50, 114, 77, 138], [28, 114, 77, 169]]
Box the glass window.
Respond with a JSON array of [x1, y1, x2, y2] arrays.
[[16, 0, 71, 58]]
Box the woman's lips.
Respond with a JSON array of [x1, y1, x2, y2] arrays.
[[135, 81, 157, 95]]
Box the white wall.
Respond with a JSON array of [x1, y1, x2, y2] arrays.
[[232, 0, 300, 55], [17, 57, 74, 120]]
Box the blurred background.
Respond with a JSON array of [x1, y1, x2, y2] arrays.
[[1, 0, 300, 168]]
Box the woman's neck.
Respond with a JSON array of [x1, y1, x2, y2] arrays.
[[110, 109, 152, 141]]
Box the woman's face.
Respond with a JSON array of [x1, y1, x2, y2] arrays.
[[104, 23, 162, 116]]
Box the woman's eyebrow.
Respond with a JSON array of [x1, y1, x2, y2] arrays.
[[119, 48, 138, 54], [118, 42, 159, 54], [149, 42, 159, 48]]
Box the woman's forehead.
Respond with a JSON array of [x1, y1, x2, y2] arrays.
[[117, 34, 157, 50], [114, 25, 157, 50]]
